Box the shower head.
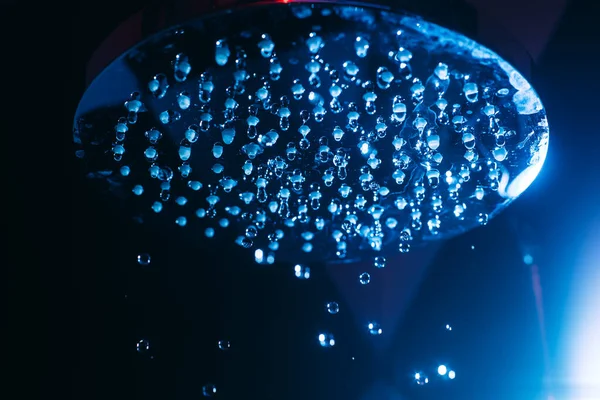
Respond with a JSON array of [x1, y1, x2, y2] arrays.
[[73, 0, 549, 265]]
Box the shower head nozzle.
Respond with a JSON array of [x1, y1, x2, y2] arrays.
[[73, 0, 549, 264]]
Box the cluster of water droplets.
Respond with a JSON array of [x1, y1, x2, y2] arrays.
[[79, 3, 548, 269], [134, 246, 458, 389], [77, 5, 548, 398]]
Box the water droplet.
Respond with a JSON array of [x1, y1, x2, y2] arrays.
[[477, 213, 488, 225], [239, 237, 253, 248], [368, 322, 382, 335], [159, 109, 181, 124], [359, 272, 371, 284], [294, 264, 310, 279], [376, 66, 394, 89], [463, 82, 479, 103], [258, 33, 275, 58], [215, 39, 230, 66], [132, 185, 144, 195], [269, 54, 282, 80], [448, 370, 456, 379], [148, 73, 168, 98], [374, 256, 386, 268], [177, 91, 191, 110], [326, 301, 339, 314], [218, 340, 230, 350], [173, 53, 191, 82], [291, 79, 305, 100], [212, 142, 224, 158], [151, 201, 163, 213], [354, 36, 369, 57], [137, 253, 151, 266], [343, 60, 359, 79], [144, 146, 158, 162], [202, 383, 217, 397], [414, 372, 429, 385], [136, 339, 150, 354], [245, 225, 258, 238], [318, 332, 335, 347], [437, 365, 448, 376], [445, 324, 452, 331], [306, 32, 324, 54], [292, 4, 313, 18]]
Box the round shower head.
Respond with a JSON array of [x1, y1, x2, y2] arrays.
[[73, 0, 549, 264]]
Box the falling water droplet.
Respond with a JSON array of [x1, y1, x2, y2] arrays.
[[414, 372, 429, 385], [132, 185, 144, 196], [318, 332, 336, 347], [294, 264, 310, 279], [136, 339, 150, 354], [218, 340, 231, 350], [374, 256, 386, 268], [326, 301, 340, 314], [359, 272, 371, 284], [202, 384, 217, 397], [354, 36, 370, 58], [137, 253, 151, 266], [368, 322, 382, 335], [477, 213, 488, 225], [215, 39, 230, 66]]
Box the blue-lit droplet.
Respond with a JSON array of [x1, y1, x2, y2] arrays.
[[137, 253, 151, 266], [218, 340, 230, 350], [437, 365, 448, 376], [318, 332, 335, 347], [205, 227, 215, 238], [448, 370, 456, 379], [175, 216, 187, 226], [132, 184, 144, 195], [477, 213, 488, 225], [414, 372, 428, 385], [245, 225, 258, 238], [359, 272, 371, 284], [151, 201, 163, 213], [120, 166, 130, 176], [254, 248, 264, 263], [294, 264, 310, 279], [368, 322, 382, 335], [302, 242, 313, 252], [188, 180, 202, 191], [202, 383, 217, 397], [136, 339, 150, 354], [374, 256, 386, 268], [326, 301, 339, 314]]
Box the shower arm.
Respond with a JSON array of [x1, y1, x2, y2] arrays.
[[84, 0, 567, 87]]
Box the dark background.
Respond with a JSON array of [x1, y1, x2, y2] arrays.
[[68, 1, 599, 399]]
